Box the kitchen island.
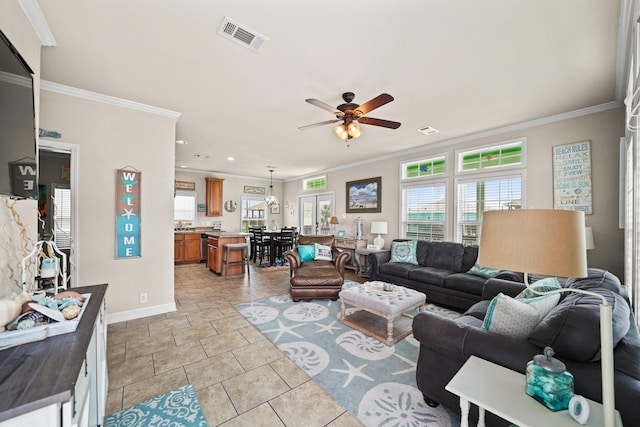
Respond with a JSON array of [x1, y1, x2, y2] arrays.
[[206, 233, 248, 275]]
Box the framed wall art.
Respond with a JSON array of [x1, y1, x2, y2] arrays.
[[552, 140, 592, 214], [244, 185, 265, 195], [346, 176, 382, 213]]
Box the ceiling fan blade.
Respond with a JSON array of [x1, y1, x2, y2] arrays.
[[305, 98, 344, 116], [358, 116, 401, 129], [354, 93, 394, 115], [298, 119, 341, 130]]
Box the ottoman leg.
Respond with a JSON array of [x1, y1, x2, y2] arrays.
[[386, 315, 394, 346], [340, 300, 346, 320]]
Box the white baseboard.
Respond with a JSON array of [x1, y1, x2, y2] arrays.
[[107, 302, 177, 324]]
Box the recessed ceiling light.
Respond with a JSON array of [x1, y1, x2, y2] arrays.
[[175, 140, 188, 144], [179, 165, 188, 168], [227, 156, 235, 161]]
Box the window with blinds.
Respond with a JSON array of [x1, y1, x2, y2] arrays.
[[401, 182, 446, 241], [174, 191, 196, 223], [456, 174, 523, 245], [52, 185, 72, 250], [241, 196, 267, 232]]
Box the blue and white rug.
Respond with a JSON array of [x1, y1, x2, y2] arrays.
[[105, 383, 207, 427], [235, 286, 461, 427]]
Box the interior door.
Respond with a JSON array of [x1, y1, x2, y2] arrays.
[[299, 193, 334, 235]]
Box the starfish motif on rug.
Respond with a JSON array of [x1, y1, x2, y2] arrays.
[[262, 319, 305, 342], [314, 320, 343, 335], [331, 358, 374, 387]]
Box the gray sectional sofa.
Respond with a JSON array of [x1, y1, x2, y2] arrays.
[[368, 239, 523, 311]]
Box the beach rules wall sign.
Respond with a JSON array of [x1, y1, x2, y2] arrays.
[[116, 168, 141, 258], [553, 141, 592, 214]]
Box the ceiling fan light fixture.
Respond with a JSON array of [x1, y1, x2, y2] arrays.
[[333, 123, 347, 139], [347, 122, 361, 138]]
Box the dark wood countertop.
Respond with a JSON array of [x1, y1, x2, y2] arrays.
[[0, 284, 108, 422]]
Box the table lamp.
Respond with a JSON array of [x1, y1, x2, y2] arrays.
[[330, 216, 339, 234], [477, 209, 616, 427], [371, 221, 388, 249]]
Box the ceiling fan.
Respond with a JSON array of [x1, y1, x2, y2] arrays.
[[298, 92, 401, 143]]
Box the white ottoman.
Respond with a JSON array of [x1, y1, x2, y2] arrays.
[[339, 282, 426, 346]]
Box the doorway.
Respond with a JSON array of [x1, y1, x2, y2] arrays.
[[299, 193, 334, 235], [38, 140, 78, 287]]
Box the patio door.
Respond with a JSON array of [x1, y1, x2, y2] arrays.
[[299, 193, 334, 235]]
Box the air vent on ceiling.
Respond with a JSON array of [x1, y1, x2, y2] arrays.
[[218, 17, 268, 52], [418, 126, 439, 136]]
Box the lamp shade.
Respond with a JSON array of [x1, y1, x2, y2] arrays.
[[330, 216, 339, 225], [477, 209, 587, 278], [370, 221, 388, 235]]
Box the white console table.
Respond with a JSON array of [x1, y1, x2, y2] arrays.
[[445, 355, 623, 427]]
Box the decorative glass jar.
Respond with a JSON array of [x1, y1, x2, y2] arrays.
[[525, 346, 574, 411]]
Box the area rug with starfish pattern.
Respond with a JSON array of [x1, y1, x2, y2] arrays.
[[235, 281, 462, 427]]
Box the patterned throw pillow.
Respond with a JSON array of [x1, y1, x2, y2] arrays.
[[516, 276, 561, 299], [482, 292, 560, 339], [467, 263, 504, 279], [314, 244, 333, 261], [298, 244, 315, 262], [389, 240, 418, 265]]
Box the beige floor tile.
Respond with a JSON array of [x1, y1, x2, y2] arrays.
[[269, 380, 348, 427], [125, 331, 176, 360], [152, 339, 207, 374], [108, 355, 155, 389], [107, 342, 125, 366], [211, 314, 252, 333], [186, 308, 226, 324], [148, 315, 191, 334], [184, 351, 245, 390], [172, 323, 218, 346], [219, 402, 285, 427], [126, 313, 167, 327], [107, 323, 150, 346], [232, 339, 284, 371], [197, 383, 239, 426], [222, 365, 291, 414], [105, 387, 123, 415], [269, 357, 310, 389], [237, 325, 265, 343], [122, 367, 188, 408], [200, 330, 249, 357], [326, 412, 365, 427]]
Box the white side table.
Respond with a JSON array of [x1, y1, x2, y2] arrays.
[[354, 247, 389, 278], [445, 355, 623, 427]]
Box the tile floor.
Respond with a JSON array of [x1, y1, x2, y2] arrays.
[[106, 263, 366, 426]]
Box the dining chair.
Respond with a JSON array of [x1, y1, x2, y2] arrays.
[[252, 228, 271, 265]]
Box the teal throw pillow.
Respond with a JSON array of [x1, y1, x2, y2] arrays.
[[467, 263, 504, 279], [298, 244, 315, 262], [390, 240, 418, 265]]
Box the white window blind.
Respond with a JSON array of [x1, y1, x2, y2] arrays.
[[241, 196, 267, 232], [52, 185, 71, 250], [456, 174, 522, 245], [174, 191, 196, 222], [401, 182, 446, 241]]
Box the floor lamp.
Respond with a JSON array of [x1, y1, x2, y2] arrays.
[[477, 209, 616, 427]]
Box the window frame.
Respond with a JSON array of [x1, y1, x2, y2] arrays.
[[399, 179, 448, 242], [173, 190, 197, 224], [302, 175, 327, 191], [455, 138, 526, 176], [241, 195, 268, 232], [400, 154, 448, 181]]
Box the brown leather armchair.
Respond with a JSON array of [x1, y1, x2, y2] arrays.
[[283, 235, 351, 301]]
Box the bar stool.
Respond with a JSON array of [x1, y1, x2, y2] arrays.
[[222, 243, 250, 279]]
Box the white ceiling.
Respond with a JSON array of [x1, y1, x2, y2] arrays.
[[37, 0, 623, 180]]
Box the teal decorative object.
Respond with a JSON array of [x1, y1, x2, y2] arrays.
[[525, 346, 574, 411]]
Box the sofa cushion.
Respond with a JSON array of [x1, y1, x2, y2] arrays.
[[298, 244, 315, 262], [390, 240, 419, 265], [379, 262, 417, 279], [426, 242, 464, 272], [565, 268, 629, 302], [314, 243, 332, 261], [461, 245, 479, 272], [467, 263, 504, 279], [516, 276, 561, 299], [416, 240, 430, 266], [529, 287, 631, 362], [408, 267, 453, 287], [482, 292, 560, 339], [444, 273, 486, 296]]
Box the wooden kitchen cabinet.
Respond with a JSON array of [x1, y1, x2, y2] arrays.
[[207, 234, 246, 274], [175, 233, 201, 264], [205, 177, 224, 217]]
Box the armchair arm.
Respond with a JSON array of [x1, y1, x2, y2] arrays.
[[283, 249, 301, 277], [482, 278, 527, 300], [333, 249, 351, 278]]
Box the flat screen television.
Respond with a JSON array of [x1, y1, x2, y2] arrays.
[[0, 30, 36, 199]]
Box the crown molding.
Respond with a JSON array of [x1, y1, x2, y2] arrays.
[[40, 80, 182, 121], [0, 71, 31, 88], [174, 167, 280, 182], [287, 101, 623, 182], [19, 0, 56, 46]]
